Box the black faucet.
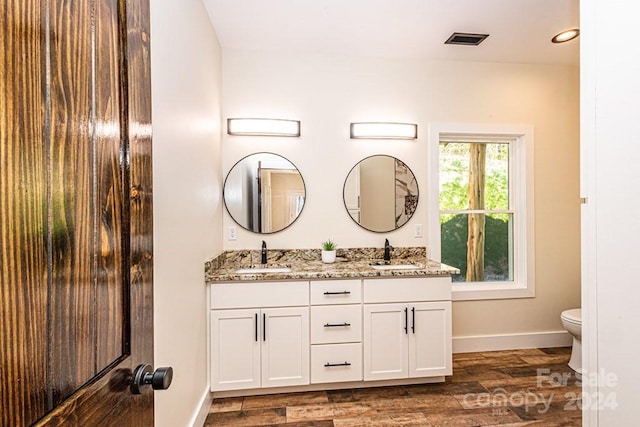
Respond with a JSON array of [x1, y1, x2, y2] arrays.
[[383, 238, 393, 262], [261, 240, 268, 264]]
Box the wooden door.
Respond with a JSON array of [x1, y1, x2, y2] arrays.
[[363, 304, 408, 381], [1, 0, 154, 425], [261, 307, 310, 388], [210, 309, 261, 391], [408, 302, 452, 378]]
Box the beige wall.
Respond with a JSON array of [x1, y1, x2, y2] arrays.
[[150, 0, 223, 425], [222, 50, 580, 337]]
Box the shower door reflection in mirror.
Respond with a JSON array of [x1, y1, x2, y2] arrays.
[[224, 152, 306, 234]]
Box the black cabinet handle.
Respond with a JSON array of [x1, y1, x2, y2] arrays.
[[324, 362, 351, 367], [263, 313, 266, 341], [411, 307, 415, 334], [323, 291, 351, 295], [324, 322, 351, 328], [255, 313, 258, 342], [404, 307, 408, 334]]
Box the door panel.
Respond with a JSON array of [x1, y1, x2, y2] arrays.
[[1, 0, 154, 425], [48, 0, 97, 404], [94, 0, 125, 371], [261, 307, 310, 387], [408, 302, 452, 378], [363, 304, 408, 381], [211, 310, 261, 391]]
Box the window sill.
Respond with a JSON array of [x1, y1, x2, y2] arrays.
[[452, 281, 535, 301]]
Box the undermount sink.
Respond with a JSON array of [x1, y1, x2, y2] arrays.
[[369, 262, 422, 270], [235, 265, 292, 274]]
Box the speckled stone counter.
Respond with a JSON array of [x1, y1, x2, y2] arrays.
[[205, 247, 459, 283]]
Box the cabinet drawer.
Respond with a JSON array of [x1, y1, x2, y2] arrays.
[[311, 343, 362, 384], [210, 281, 308, 309], [310, 305, 362, 344], [310, 280, 361, 305], [363, 277, 451, 303]]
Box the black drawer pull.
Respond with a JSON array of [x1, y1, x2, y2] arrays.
[[323, 291, 351, 295], [324, 362, 351, 367], [324, 322, 351, 328]]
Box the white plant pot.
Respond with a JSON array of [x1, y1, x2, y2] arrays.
[[321, 250, 336, 263]]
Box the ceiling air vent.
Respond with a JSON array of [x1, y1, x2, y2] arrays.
[[444, 32, 489, 46]]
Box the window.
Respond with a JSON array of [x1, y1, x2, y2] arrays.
[[428, 124, 535, 301]]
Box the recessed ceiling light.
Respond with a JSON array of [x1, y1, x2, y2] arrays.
[[552, 28, 580, 43], [444, 32, 490, 46]]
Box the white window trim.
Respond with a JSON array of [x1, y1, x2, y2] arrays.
[[428, 123, 535, 301]]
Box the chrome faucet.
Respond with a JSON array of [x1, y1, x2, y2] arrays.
[[261, 240, 268, 264], [383, 238, 393, 262]]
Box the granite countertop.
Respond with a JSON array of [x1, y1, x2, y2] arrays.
[[205, 247, 459, 283]]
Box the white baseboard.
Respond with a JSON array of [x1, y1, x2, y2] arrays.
[[190, 387, 213, 427], [212, 376, 445, 399], [453, 330, 572, 353]]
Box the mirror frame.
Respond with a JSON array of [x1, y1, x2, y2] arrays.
[[342, 154, 419, 233], [223, 152, 307, 234]]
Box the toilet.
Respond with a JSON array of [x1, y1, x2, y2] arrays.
[[560, 308, 582, 375]]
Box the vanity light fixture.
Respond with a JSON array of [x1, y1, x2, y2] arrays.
[[350, 122, 418, 140], [227, 118, 301, 137], [551, 28, 580, 43]]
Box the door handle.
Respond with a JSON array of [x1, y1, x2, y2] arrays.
[[411, 307, 415, 333], [131, 364, 173, 394], [324, 322, 351, 328], [404, 307, 408, 334], [324, 362, 351, 367], [263, 312, 266, 341], [255, 313, 258, 342]]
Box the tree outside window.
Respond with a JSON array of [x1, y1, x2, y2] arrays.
[[439, 142, 513, 283]]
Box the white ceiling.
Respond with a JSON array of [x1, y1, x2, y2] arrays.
[[203, 0, 579, 66]]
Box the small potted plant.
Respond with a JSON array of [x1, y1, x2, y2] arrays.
[[321, 239, 337, 264]]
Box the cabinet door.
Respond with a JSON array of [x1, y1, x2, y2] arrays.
[[262, 307, 310, 387], [211, 309, 261, 391], [363, 303, 408, 381], [408, 301, 452, 378]]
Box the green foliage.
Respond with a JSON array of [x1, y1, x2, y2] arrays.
[[441, 214, 511, 282], [439, 142, 509, 212], [321, 239, 337, 251]]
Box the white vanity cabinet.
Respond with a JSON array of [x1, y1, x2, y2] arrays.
[[210, 281, 310, 391], [363, 277, 452, 381], [208, 274, 452, 395]]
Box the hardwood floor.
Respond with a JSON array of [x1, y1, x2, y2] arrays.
[[206, 348, 582, 426]]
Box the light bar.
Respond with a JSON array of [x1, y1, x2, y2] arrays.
[[350, 122, 417, 139], [227, 118, 301, 137]]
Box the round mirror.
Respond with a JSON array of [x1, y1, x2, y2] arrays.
[[224, 152, 306, 234], [343, 155, 419, 233]]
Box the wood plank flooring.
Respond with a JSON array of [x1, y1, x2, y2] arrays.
[[206, 348, 582, 426]]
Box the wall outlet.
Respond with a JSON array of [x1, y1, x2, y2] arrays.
[[228, 226, 237, 241], [414, 224, 423, 238]]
